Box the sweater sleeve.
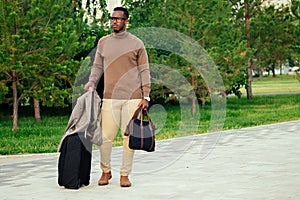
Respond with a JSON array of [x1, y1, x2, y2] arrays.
[[89, 39, 104, 84], [137, 43, 151, 97]]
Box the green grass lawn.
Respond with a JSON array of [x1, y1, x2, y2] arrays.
[[240, 74, 300, 94], [0, 115, 68, 154], [1, 94, 299, 155], [0, 75, 299, 155]]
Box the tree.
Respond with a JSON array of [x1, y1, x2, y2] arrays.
[[124, 0, 296, 101], [0, 0, 95, 130], [291, 0, 300, 65], [253, 4, 294, 77], [229, 0, 272, 99], [124, 0, 236, 106]]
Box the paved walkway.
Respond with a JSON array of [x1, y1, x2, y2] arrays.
[[0, 120, 299, 200]]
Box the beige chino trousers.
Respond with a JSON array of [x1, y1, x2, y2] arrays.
[[100, 99, 140, 176]]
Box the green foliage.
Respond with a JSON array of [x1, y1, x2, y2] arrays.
[[124, 0, 234, 104], [123, 0, 259, 101], [1, 0, 298, 107], [0, 0, 91, 106], [291, 0, 300, 64], [291, 0, 300, 20], [252, 4, 295, 75], [1, 0, 299, 130], [0, 0, 106, 129]]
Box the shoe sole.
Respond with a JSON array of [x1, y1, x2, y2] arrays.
[[120, 184, 131, 187]]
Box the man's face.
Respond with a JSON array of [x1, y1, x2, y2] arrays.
[[111, 11, 127, 33]]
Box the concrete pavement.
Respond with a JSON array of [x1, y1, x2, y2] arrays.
[[0, 120, 299, 200]]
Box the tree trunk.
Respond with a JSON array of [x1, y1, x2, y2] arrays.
[[260, 67, 264, 77], [258, 58, 263, 77], [191, 74, 196, 114], [272, 62, 276, 77], [34, 98, 41, 122], [279, 60, 282, 75], [246, 59, 253, 100], [12, 70, 19, 131], [245, 2, 253, 100], [189, 15, 197, 114], [11, 7, 19, 131]]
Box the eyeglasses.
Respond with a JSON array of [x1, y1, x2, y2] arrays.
[[109, 17, 126, 22]]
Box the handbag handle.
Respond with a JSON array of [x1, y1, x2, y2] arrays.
[[133, 107, 154, 135], [131, 107, 151, 123], [131, 106, 154, 139], [125, 106, 156, 144]]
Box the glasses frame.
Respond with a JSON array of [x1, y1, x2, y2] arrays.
[[109, 17, 127, 22]]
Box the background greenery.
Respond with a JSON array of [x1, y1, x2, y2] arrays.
[[1, 0, 300, 131], [1, 1, 300, 154]]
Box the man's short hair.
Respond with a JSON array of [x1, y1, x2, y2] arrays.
[[113, 7, 129, 19]]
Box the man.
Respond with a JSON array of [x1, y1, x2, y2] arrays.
[[84, 7, 150, 187]]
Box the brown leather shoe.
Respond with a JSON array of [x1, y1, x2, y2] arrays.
[[120, 176, 131, 187], [98, 171, 112, 186]]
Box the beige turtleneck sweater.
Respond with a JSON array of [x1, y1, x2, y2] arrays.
[[89, 31, 150, 99]]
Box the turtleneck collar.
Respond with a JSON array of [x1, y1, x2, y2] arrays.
[[112, 31, 129, 39]]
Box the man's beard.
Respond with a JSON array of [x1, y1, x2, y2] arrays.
[[113, 24, 126, 33]]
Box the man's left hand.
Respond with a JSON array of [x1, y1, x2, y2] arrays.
[[138, 99, 149, 110]]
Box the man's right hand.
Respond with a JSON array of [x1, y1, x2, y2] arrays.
[[84, 81, 95, 91]]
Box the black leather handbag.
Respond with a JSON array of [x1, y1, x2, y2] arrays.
[[125, 107, 156, 152]]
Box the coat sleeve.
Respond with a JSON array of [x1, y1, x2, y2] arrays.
[[65, 95, 85, 133]]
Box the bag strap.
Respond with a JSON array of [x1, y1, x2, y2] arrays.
[[131, 107, 151, 122], [131, 107, 142, 120]]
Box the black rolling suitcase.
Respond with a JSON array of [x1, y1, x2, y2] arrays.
[[58, 133, 92, 189]]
